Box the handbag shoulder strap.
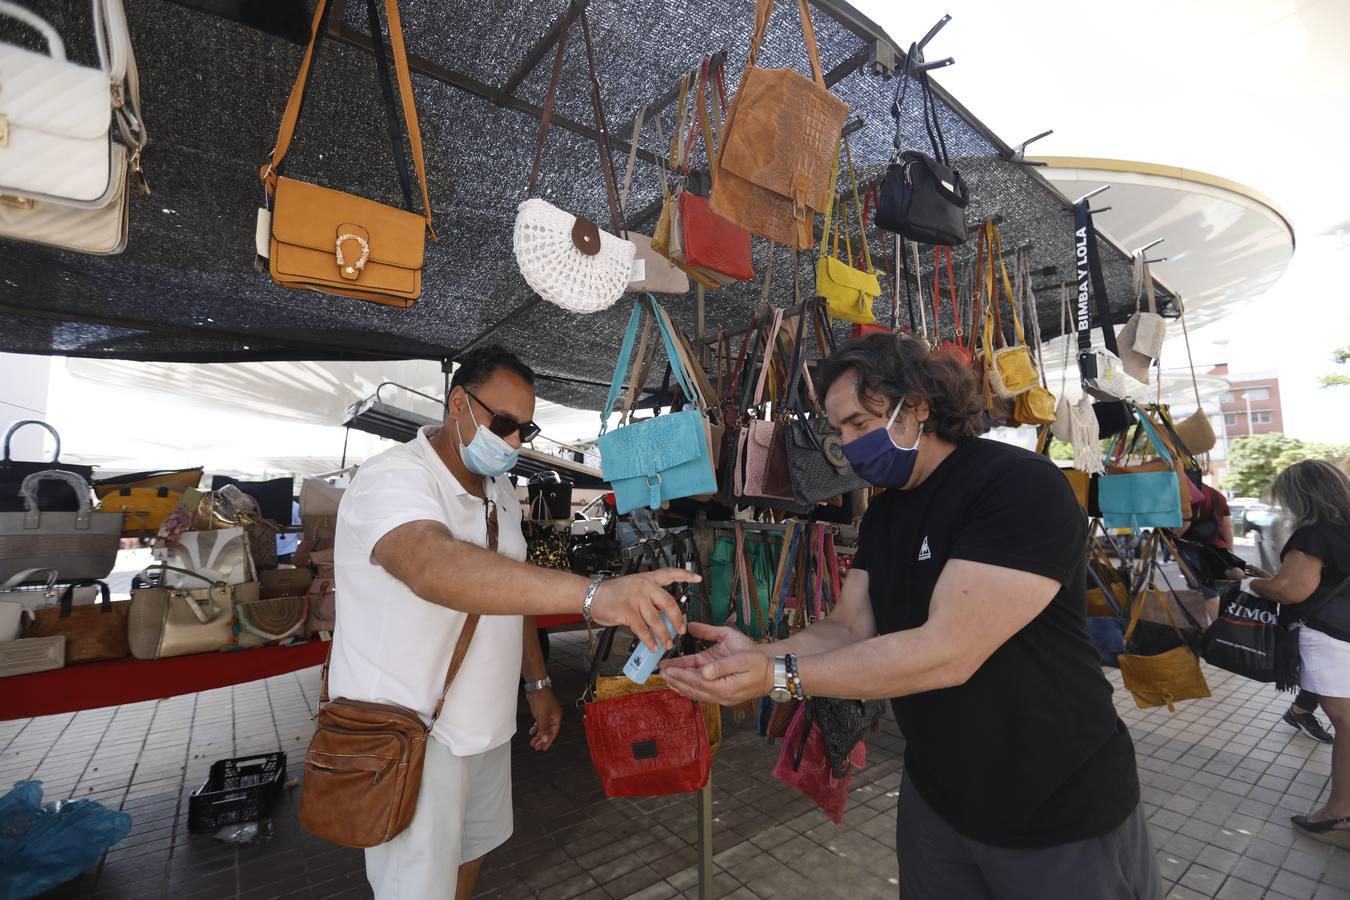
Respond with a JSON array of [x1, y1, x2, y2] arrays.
[[842, 136, 873, 274], [262, 0, 432, 236], [601, 303, 646, 431], [0, 1, 64, 58], [742, 0, 826, 86], [819, 137, 843, 257], [753, 308, 787, 408], [1074, 199, 1117, 357]]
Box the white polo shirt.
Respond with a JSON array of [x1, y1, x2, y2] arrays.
[[328, 426, 526, 756]]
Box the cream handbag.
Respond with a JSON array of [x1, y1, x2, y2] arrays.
[[620, 107, 689, 295], [512, 5, 634, 314], [160, 526, 255, 588], [128, 565, 249, 660], [0, 0, 146, 254]]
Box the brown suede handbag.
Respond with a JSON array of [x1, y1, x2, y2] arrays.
[[21, 581, 129, 665], [260, 0, 434, 306], [297, 508, 494, 848], [711, 0, 848, 249]]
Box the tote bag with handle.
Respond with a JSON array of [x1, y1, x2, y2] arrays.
[[816, 135, 880, 324], [262, 0, 434, 306]]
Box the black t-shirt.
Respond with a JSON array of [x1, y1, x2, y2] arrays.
[[1282, 522, 1350, 636], [852, 438, 1138, 848]]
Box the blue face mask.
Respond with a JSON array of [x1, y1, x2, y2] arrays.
[[458, 404, 520, 477], [841, 403, 921, 488]]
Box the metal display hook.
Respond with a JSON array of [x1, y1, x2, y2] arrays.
[[1009, 129, 1054, 165]]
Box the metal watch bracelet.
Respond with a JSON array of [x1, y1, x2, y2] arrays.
[[581, 574, 605, 626], [524, 677, 552, 695]]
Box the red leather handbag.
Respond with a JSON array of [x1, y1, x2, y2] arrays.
[[850, 323, 891, 339], [931, 244, 974, 367], [678, 61, 754, 283]]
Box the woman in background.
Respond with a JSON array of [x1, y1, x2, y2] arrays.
[[1249, 460, 1350, 845]]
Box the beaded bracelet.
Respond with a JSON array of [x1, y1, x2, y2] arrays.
[[785, 653, 806, 700]]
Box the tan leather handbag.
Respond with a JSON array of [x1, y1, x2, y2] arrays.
[[22, 581, 129, 664], [712, 0, 848, 249], [128, 565, 248, 660], [260, 0, 434, 307], [298, 514, 494, 848]]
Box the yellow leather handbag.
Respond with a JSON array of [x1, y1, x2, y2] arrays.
[[982, 222, 1039, 398], [816, 136, 880, 324], [260, 0, 434, 307]]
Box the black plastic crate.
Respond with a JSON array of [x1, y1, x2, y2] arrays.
[[187, 752, 287, 833]]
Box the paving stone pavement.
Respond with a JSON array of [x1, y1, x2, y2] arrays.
[[3, 629, 1348, 900]]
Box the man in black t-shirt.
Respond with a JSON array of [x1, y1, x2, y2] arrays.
[[664, 334, 1160, 899]]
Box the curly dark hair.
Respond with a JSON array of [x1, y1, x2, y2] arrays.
[[815, 332, 985, 444], [449, 345, 535, 393]]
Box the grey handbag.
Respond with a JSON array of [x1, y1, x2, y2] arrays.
[[0, 470, 123, 584], [784, 299, 868, 506], [128, 564, 247, 660]]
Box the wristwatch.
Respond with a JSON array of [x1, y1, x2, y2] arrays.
[[581, 574, 605, 626], [769, 656, 792, 703], [524, 676, 553, 695]]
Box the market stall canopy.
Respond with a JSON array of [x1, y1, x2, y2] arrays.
[[0, 0, 1175, 409]]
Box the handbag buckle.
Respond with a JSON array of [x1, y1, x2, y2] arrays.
[[0, 115, 7, 147], [643, 472, 663, 509], [0, 194, 33, 210], [335, 232, 371, 280]]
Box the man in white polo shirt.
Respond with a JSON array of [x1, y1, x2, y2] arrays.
[[328, 345, 691, 900]]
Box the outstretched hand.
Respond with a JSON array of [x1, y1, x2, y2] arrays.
[[589, 568, 699, 653], [661, 623, 772, 706]]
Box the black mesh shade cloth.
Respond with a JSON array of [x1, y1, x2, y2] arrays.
[[0, 0, 1171, 409]]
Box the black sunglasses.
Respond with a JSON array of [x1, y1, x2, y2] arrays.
[[463, 389, 541, 443]]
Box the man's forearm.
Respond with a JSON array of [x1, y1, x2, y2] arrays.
[[795, 626, 965, 701], [755, 616, 862, 659], [522, 616, 547, 681], [394, 528, 590, 617]]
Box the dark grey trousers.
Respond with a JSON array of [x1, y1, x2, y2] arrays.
[[897, 777, 1163, 900]]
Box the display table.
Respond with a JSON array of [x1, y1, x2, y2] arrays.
[[0, 638, 330, 721]]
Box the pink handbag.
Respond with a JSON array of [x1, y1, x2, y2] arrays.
[[772, 701, 864, 824], [735, 308, 795, 502]]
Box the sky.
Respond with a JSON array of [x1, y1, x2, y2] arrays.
[[856, 0, 1350, 443]]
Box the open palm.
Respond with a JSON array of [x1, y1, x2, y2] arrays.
[[661, 622, 755, 673]]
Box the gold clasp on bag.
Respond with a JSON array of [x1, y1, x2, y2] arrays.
[[0, 194, 33, 209], [0, 114, 8, 148], [335, 232, 370, 280]]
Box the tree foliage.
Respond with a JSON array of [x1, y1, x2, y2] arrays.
[[1223, 433, 1350, 498], [1321, 344, 1350, 388]]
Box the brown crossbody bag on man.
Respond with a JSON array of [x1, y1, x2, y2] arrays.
[[298, 507, 494, 847]]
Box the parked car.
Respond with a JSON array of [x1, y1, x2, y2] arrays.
[[1244, 505, 1288, 573], [1228, 498, 1267, 538]]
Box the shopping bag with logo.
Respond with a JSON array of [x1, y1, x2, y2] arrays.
[[712, 0, 847, 248], [1200, 588, 1284, 683], [262, 0, 435, 305], [514, 3, 634, 313]]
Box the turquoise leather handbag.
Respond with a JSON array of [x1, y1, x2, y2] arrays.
[[1097, 406, 1183, 531], [598, 296, 717, 514]]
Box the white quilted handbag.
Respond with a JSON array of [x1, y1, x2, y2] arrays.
[[514, 198, 635, 314], [512, 4, 634, 314], [0, 0, 146, 254]]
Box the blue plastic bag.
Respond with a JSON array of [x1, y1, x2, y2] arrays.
[[0, 780, 132, 899]]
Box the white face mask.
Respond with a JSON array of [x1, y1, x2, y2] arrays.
[[458, 403, 520, 477]]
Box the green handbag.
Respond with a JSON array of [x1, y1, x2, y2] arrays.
[[708, 525, 780, 639]]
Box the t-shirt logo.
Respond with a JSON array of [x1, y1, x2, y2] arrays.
[[918, 536, 932, 561]]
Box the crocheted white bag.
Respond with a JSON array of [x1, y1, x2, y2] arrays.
[[514, 198, 635, 314]]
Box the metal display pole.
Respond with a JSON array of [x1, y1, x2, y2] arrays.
[[698, 777, 715, 900]]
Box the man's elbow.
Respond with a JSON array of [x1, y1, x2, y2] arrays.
[[935, 653, 981, 690]]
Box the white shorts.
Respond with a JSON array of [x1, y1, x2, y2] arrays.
[[1299, 626, 1350, 699], [365, 739, 513, 900]]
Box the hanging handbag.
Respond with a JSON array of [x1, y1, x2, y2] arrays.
[[594, 674, 722, 753], [21, 580, 128, 665], [0, 470, 121, 584], [1097, 407, 1184, 531], [784, 299, 868, 505], [0, 420, 94, 514], [598, 297, 717, 514], [874, 42, 970, 246], [581, 627, 711, 797], [929, 245, 973, 367], [1012, 253, 1056, 425], [673, 59, 753, 283], [299, 470, 351, 543], [1118, 572, 1211, 712], [261, 0, 434, 306], [735, 308, 796, 504], [127, 565, 249, 660], [772, 700, 865, 824], [619, 106, 689, 295], [711, 0, 847, 249], [1171, 295, 1217, 455], [982, 222, 1039, 398], [0, 0, 147, 255], [1117, 254, 1167, 382], [514, 4, 634, 314], [1072, 199, 1131, 401], [303, 543, 336, 637], [817, 135, 881, 324], [93, 467, 202, 536], [811, 696, 886, 777]]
